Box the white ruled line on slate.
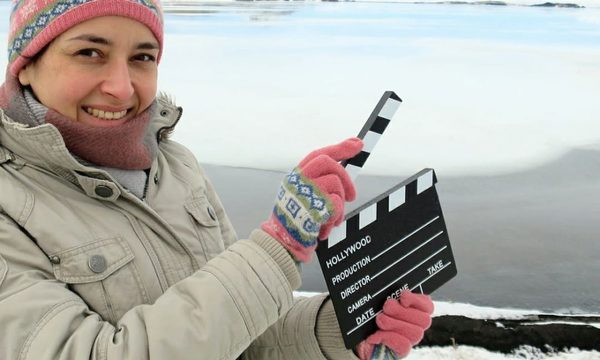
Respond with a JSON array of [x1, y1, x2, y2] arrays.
[[372, 216, 440, 261], [373, 246, 448, 298], [347, 309, 384, 336], [371, 231, 444, 280]]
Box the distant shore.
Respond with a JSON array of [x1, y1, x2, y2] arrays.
[[412, 1, 584, 8], [161, 0, 589, 12]]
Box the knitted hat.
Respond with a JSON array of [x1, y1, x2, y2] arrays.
[[7, 0, 164, 76]]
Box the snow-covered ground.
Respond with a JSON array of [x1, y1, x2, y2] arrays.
[[296, 291, 600, 324], [421, 302, 600, 359], [410, 346, 600, 360], [295, 291, 600, 359]]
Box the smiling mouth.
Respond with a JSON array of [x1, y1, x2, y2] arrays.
[[84, 107, 130, 120]]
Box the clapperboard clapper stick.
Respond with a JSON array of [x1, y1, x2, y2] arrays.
[[316, 91, 458, 349]]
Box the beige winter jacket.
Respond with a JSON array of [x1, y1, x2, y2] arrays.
[[0, 95, 358, 360]]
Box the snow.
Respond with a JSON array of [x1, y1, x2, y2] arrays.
[[294, 291, 600, 359], [433, 301, 544, 319], [295, 292, 595, 322], [521, 321, 600, 329], [410, 346, 600, 359]]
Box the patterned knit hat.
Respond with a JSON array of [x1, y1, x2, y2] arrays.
[[7, 0, 163, 76]]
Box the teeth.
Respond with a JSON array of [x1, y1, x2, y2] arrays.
[[85, 107, 128, 120]]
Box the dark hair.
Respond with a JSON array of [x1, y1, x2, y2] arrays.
[[22, 43, 50, 64]]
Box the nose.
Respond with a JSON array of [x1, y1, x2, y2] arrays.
[[100, 58, 135, 101]]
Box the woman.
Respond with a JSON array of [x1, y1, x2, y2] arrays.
[[0, 1, 434, 359]]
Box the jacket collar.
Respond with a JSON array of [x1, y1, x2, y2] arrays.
[[0, 93, 182, 174]]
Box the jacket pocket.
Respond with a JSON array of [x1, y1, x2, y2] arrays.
[[51, 237, 148, 324], [185, 196, 226, 258]]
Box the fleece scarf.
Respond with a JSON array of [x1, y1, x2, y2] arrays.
[[0, 73, 158, 170], [0, 74, 158, 198]]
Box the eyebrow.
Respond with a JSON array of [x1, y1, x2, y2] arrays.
[[67, 34, 159, 50]]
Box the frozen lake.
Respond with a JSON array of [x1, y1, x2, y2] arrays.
[[154, 0, 600, 177], [2, 0, 599, 175], [1, 1, 599, 313]]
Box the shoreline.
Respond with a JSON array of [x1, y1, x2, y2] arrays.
[[295, 292, 600, 355], [160, 0, 595, 11]]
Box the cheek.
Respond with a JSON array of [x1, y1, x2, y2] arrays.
[[60, 81, 90, 104], [27, 61, 80, 110], [52, 84, 92, 118], [33, 74, 88, 116], [51, 70, 96, 104], [137, 74, 158, 110]]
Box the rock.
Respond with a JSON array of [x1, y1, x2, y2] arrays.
[[414, 1, 508, 5], [420, 315, 600, 352], [531, 2, 584, 8], [475, 1, 507, 5]]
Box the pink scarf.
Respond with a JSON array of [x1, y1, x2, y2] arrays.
[[0, 73, 157, 170]]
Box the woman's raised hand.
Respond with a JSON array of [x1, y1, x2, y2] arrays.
[[261, 137, 363, 262]]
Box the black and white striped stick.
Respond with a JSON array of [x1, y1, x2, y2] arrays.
[[342, 91, 402, 181], [328, 91, 402, 248]]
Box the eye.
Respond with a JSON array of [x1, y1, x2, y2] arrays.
[[76, 48, 102, 58], [132, 53, 157, 63]]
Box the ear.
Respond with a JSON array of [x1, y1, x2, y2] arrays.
[[18, 65, 33, 86]]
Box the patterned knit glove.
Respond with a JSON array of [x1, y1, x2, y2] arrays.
[[261, 138, 363, 262], [356, 291, 434, 360]]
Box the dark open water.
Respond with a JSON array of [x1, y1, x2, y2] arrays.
[[204, 147, 600, 313]]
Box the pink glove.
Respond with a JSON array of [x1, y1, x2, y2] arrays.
[[356, 291, 434, 360], [261, 138, 363, 262]]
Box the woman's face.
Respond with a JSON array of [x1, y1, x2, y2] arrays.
[[18, 16, 159, 128]]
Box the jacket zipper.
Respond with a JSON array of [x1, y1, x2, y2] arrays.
[[124, 212, 170, 293]]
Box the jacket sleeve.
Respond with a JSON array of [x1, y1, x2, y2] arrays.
[[241, 294, 360, 360], [189, 161, 358, 359], [0, 212, 300, 360], [171, 147, 357, 360]]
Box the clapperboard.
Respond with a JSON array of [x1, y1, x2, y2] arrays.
[[316, 91, 457, 349]]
